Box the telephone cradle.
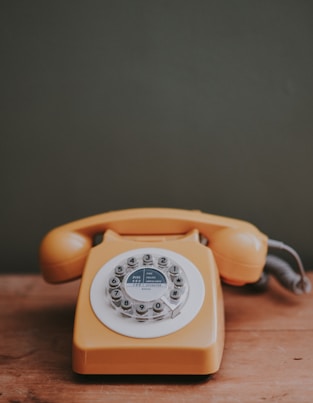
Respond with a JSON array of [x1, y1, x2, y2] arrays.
[[39, 208, 311, 375]]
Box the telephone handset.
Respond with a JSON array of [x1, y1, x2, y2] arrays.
[[39, 208, 310, 375]]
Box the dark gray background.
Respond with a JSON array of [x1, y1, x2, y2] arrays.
[[1, 1, 313, 274]]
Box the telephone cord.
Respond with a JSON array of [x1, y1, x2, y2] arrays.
[[266, 239, 311, 294]]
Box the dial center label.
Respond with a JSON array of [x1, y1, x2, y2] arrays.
[[125, 268, 168, 301]]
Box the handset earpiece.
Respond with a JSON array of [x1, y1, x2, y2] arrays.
[[39, 228, 92, 283], [208, 227, 268, 285]]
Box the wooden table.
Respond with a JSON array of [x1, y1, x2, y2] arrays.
[[1, 274, 312, 403]]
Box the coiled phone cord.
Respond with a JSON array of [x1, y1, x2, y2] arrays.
[[260, 239, 311, 295]]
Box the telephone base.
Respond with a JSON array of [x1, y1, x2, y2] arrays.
[[72, 268, 224, 375], [72, 231, 225, 375]]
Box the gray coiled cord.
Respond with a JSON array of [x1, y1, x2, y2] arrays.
[[260, 239, 311, 295]]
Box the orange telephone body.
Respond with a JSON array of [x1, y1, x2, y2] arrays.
[[39, 208, 268, 375]]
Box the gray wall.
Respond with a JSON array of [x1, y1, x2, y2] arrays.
[[1, 1, 313, 274]]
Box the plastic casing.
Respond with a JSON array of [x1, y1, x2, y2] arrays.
[[39, 208, 268, 375]]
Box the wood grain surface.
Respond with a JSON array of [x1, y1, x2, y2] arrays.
[[1, 274, 312, 403]]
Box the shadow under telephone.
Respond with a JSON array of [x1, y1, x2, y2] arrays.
[[39, 208, 311, 375]]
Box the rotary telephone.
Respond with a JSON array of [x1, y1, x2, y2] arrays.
[[39, 208, 311, 375]]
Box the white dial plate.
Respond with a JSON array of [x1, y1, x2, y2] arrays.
[[90, 248, 205, 339]]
